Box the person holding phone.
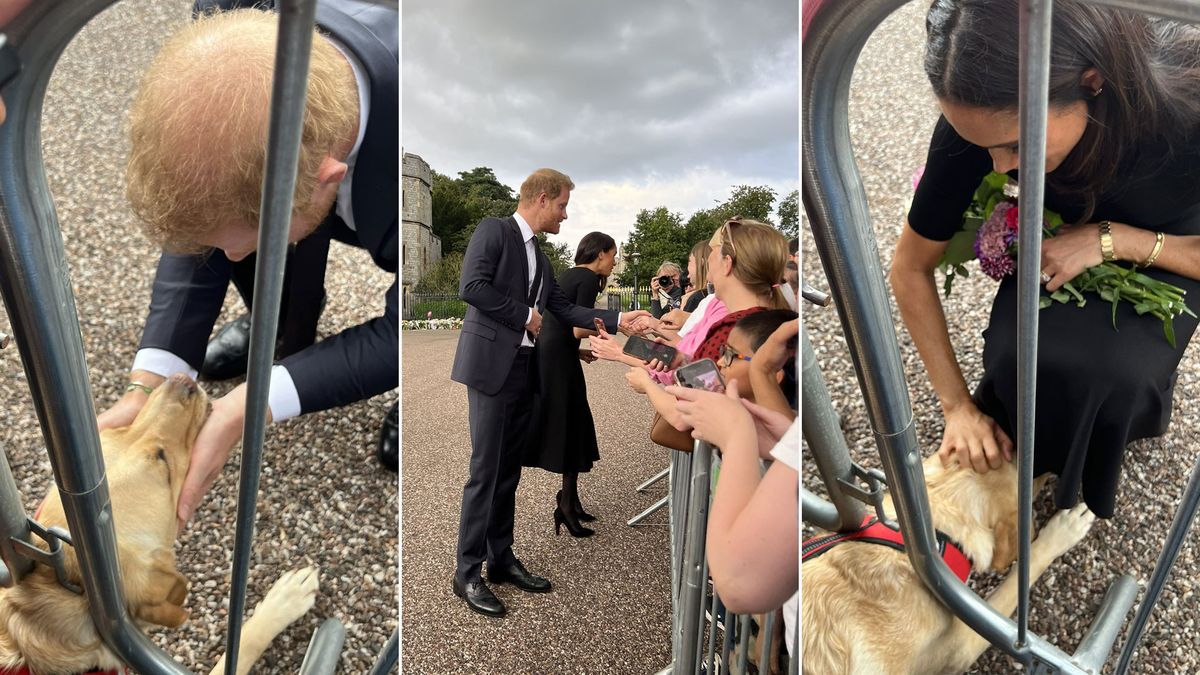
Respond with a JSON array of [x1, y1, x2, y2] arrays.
[[649, 261, 683, 319], [523, 232, 618, 538]]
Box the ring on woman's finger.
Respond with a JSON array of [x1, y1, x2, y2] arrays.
[[1040, 271, 1052, 284]]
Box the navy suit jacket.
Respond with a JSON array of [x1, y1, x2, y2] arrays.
[[450, 217, 620, 397], [139, 0, 398, 413]]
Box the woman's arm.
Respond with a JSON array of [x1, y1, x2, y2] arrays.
[[1041, 222, 1200, 289], [890, 223, 1012, 473], [626, 367, 689, 430]]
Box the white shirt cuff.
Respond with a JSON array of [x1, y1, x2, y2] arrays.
[[268, 365, 302, 422], [132, 348, 198, 380], [527, 307, 533, 326]]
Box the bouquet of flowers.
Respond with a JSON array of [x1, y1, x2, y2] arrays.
[[937, 171, 1195, 347]]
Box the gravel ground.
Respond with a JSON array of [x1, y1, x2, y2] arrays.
[[803, 3, 1200, 673], [400, 329, 672, 674], [0, 2, 397, 672]]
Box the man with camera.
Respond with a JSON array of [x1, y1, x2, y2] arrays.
[[650, 261, 684, 319]]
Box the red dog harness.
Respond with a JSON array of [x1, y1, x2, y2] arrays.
[[803, 515, 973, 582]]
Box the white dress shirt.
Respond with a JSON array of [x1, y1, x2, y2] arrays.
[[513, 213, 542, 349]]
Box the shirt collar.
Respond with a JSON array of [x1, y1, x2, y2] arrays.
[[513, 213, 536, 245]]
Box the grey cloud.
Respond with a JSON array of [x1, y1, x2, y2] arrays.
[[403, 0, 798, 187]]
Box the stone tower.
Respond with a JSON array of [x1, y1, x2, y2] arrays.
[[401, 151, 441, 291]]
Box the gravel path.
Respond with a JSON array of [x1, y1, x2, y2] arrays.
[[803, 3, 1200, 673], [0, 2, 397, 672], [400, 329, 673, 674]]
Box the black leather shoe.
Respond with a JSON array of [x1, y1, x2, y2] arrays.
[[452, 577, 506, 617], [377, 405, 398, 472], [200, 315, 251, 381], [487, 559, 552, 593]]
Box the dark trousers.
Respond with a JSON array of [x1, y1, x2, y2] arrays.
[[455, 348, 535, 584], [230, 222, 332, 357]]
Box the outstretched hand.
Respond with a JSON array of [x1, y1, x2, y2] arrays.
[[938, 401, 1013, 473], [667, 378, 755, 449], [176, 383, 262, 527], [619, 310, 652, 336]]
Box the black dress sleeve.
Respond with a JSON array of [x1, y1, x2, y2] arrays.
[[571, 269, 602, 307], [907, 115, 996, 241]]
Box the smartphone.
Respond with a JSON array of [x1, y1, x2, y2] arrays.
[[623, 335, 678, 365], [673, 358, 725, 394], [0, 35, 21, 91], [593, 318, 606, 333]]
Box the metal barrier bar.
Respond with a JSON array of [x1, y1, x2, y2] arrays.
[[223, 1, 317, 673], [802, 0, 1089, 670], [800, 325, 866, 532], [1075, 574, 1138, 670], [298, 618, 346, 675], [628, 495, 669, 527], [1114, 453, 1200, 672], [367, 628, 400, 675], [675, 441, 712, 674], [637, 467, 670, 492], [1015, 0, 1053, 648], [0, 444, 33, 587], [0, 1, 189, 671]]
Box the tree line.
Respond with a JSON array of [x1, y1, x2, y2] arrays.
[[412, 165, 797, 294]]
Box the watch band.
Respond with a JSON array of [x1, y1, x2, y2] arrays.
[[1099, 220, 1115, 262]]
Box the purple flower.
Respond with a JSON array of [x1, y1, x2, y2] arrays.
[[974, 202, 1018, 280]]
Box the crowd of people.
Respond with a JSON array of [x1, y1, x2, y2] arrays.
[[450, 166, 800, 658]]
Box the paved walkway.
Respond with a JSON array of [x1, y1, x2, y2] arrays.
[[400, 329, 673, 674]]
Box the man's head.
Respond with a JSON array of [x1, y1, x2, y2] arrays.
[[517, 168, 574, 235], [126, 8, 359, 258]]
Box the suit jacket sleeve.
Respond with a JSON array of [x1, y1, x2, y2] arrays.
[[281, 276, 398, 414], [139, 252, 232, 368], [458, 219, 531, 331]]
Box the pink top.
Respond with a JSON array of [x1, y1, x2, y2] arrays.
[[650, 297, 728, 385]]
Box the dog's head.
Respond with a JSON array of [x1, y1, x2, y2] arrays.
[[923, 455, 1043, 574], [0, 375, 209, 671]]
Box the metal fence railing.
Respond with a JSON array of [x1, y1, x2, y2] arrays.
[[655, 442, 796, 675], [402, 292, 467, 321]]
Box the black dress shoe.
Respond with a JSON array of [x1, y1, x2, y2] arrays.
[[452, 577, 506, 617], [377, 405, 398, 472], [200, 315, 252, 381], [487, 559, 552, 593]]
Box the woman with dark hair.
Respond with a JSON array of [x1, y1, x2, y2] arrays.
[[892, 0, 1200, 518], [524, 231, 618, 537]]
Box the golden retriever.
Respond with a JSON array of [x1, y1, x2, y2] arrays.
[[0, 374, 318, 675], [802, 455, 1096, 675]]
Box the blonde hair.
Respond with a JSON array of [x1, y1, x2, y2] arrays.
[[688, 239, 712, 290], [125, 9, 358, 252], [518, 168, 574, 205], [655, 261, 682, 278], [714, 217, 791, 310]]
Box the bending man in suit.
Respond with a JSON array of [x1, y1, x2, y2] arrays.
[[95, 1, 399, 524], [450, 168, 649, 617]]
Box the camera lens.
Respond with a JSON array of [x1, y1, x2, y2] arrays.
[[657, 275, 673, 287]]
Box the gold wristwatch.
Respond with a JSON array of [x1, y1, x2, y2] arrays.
[[1099, 220, 1115, 262]]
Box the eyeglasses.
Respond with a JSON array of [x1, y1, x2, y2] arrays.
[[719, 343, 752, 368]]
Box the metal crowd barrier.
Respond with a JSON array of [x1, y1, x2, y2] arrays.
[[802, 0, 1200, 672], [0, 1, 397, 672], [655, 442, 796, 675]]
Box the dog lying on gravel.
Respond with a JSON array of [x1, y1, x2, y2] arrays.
[[0, 374, 318, 675], [802, 454, 1096, 675]]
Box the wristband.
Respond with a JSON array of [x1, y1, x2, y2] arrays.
[[1099, 220, 1115, 262], [125, 381, 155, 396], [1140, 232, 1165, 268]]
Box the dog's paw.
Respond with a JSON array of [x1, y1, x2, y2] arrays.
[[251, 566, 319, 630], [1038, 502, 1095, 555]]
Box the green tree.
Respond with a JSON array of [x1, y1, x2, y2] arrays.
[[412, 252, 464, 294], [430, 171, 472, 249], [715, 185, 777, 224], [618, 207, 689, 286], [430, 166, 519, 255], [538, 235, 574, 279], [777, 189, 799, 238]]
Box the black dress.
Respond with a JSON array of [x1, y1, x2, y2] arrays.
[[524, 267, 603, 473], [908, 116, 1200, 518]]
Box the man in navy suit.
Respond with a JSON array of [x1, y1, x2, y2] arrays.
[[450, 168, 649, 617], [96, 0, 398, 524]]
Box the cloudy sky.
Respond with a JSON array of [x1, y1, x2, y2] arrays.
[[402, 1, 799, 251]]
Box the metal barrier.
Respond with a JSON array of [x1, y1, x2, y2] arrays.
[[0, 1, 396, 672], [802, 0, 1200, 672], [656, 441, 795, 675], [401, 292, 467, 320]]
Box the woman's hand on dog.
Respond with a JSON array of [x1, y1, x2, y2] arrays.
[[939, 401, 1013, 473], [177, 383, 271, 526]]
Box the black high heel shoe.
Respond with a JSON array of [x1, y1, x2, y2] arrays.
[[557, 490, 596, 522], [554, 506, 595, 538]]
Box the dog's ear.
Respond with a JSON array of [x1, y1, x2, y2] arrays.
[[991, 516, 1019, 572], [128, 547, 191, 628]]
